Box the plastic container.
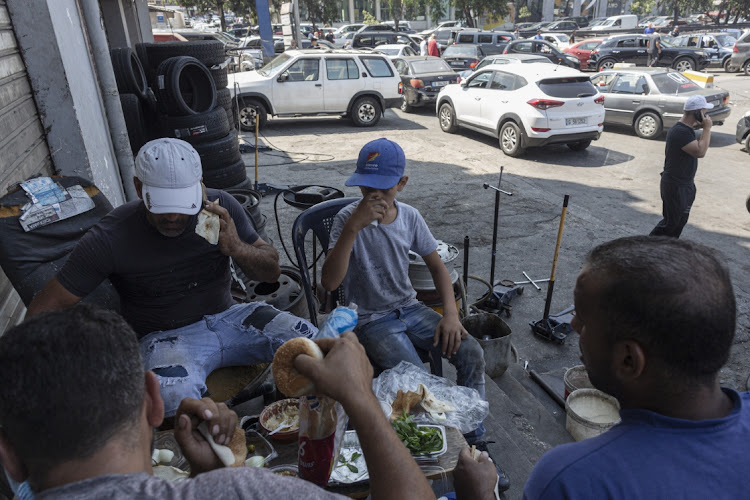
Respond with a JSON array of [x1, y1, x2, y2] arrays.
[[565, 388, 621, 441], [462, 313, 513, 378], [563, 365, 594, 399]]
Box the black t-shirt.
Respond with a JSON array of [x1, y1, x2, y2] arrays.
[[662, 121, 698, 185], [57, 189, 258, 336], [648, 34, 661, 54]]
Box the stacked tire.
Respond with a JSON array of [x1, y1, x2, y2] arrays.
[[111, 47, 152, 155], [123, 41, 250, 191]]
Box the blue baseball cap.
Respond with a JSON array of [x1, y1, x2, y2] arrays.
[[345, 138, 406, 189]]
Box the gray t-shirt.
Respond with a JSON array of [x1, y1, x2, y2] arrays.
[[329, 200, 438, 325], [35, 469, 347, 499], [648, 34, 661, 54]]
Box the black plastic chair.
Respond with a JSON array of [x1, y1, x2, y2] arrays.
[[291, 197, 443, 376]]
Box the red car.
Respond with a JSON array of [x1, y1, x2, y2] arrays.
[[564, 39, 603, 70]]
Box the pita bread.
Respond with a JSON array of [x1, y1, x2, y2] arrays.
[[390, 389, 423, 420], [419, 383, 456, 421], [196, 209, 220, 245]]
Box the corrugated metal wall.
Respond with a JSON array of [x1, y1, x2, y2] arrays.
[[0, 0, 53, 332]]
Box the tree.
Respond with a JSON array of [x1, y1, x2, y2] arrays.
[[451, 0, 509, 28], [628, 0, 656, 16], [182, 0, 229, 31], [382, 0, 418, 30]]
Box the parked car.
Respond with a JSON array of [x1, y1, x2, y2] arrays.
[[591, 68, 731, 139], [228, 49, 403, 130], [588, 34, 710, 72], [564, 39, 602, 70], [352, 31, 419, 52], [726, 30, 750, 74], [590, 15, 638, 30], [671, 33, 736, 71], [454, 30, 514, 55], [514, 22, 537, 31], [392, 56, 458, 112], [540, 33, 571, 50], [503, 39, 581, 68], [375, 44, 418, 57], [436, 64, 605, 156], [458, 53, 552, 80], [442, 44, 487, 72], [560, 16, 589, 28], [544, 21, 579, 32], [334, 31, 356, 47], [736, 111, 750, 154], [519, 21, 554, 37], [356, 24, 396, 33], [333, 24, 365, 35]]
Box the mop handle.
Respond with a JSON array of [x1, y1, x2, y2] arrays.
[[543, 194, 569, 319], [489, 166, 504, 288], [254, 113, 259, 186]]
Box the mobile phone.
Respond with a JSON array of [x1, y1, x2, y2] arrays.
[[694, 110, 703, 123]]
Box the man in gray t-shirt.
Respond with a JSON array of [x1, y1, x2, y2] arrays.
[[648, 32, 662, 66]]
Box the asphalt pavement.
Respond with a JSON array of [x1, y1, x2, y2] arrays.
[[243, 69, 750, 393]]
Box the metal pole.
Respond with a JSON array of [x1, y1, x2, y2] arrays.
[[254, 113, 259, 191], [489, 166, 504, 288], [543, 195, 569, 319], [463, 235, 469, 289]]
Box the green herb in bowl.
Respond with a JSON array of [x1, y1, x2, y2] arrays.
[[392, 412, 443, 455]]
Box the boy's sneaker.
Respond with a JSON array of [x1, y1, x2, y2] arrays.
[[473, 440, 511, 493]]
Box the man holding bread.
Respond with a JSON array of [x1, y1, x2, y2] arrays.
[[26, 138, 317, 417], [0, 305, 435, 499]]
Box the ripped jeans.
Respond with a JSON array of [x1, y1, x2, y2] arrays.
[[140, 302, 317, 416]]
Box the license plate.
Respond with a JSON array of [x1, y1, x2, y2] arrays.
[[433, 81, 448, 87], [566, 117, 587, 126], [449, 61, 461, 66]]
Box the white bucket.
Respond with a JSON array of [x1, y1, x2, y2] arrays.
[[563, 365, 594, 399], [565, 388, 621, 441]]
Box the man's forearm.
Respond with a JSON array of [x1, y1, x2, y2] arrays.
[[231, 243, 280, 283], [321, 228, 357, 291], [346, 392, 435, 500], [697, 129, 712, 158]]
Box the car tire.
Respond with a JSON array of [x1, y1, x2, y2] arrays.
[[211, 66, 229, 89], [567, 140, 591, 152], [745, 61, 750, 77], [145, 40, 226, 70], [597, 58, 616, 71], [672, 57, 695, 72], [438, 103, 458, 133], [745, 134, 750, 155], [723, 58, 737, 73], [634, 111, 663, 139], [499, 121, 525, 157], [237, 97, 267, 131], [193, 132, 241, 170], [160, 106, 230, 144], [400, 96, 413, 113], [202, 159, 248, 189], [155, 56, 216, 116], [351, 96, 381, 127], [119, 93, 147, 155], [110, 48, 148, 101]]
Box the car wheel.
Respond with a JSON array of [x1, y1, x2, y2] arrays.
[[351, 96, 381, 127], [400, 96, 413, 113], [723, 58, 737, 73], [745, 134, 750, 155], [634, 111, 663, 139], [745, 61, 750, 77], [673, 57, 695, 72], [597, 58, 616, 71], [438, 103, 458, 133], [238, 98, 267, 131], [499, 121, 526, 157], [567, 140, 591, 151]]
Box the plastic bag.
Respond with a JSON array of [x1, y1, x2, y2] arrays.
[[316, 303, 358, 339], [371, 361, 489, 434], [297, 395, 348, 486]]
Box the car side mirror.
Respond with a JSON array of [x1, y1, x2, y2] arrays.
[[277, 72, 289, 82], [460, 79, 468, 87]]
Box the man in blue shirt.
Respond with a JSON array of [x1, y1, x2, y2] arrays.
[[643, 22, 655, 34], [533, 29, 543, 40], [524, 236, 748, 499]]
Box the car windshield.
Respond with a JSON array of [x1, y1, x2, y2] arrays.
[[538, 76, 598, 98], [410, 59, 453, 73], [258, 53, 292, 76], [524, 57, 553, 63], [651, 72, 700, 93], [444, 46, 478, 57], [377, 48, 399, 55], [714, 34, 736, 46]]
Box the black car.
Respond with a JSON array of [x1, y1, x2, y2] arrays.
[[503, 39, 580, 68], [671, 32, 736, 71], [587, 34, 710, 72], [352, 31, 419, 52], [519, 21, 554, 38], [442, 44, 487, 72], [561, 16, 589, 28], [392, 56, 458, 112]]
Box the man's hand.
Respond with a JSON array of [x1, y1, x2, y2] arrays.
[[173, 397, 239, 476], [701, 113, 713, 130], [344, 194, 387, 232], [454, 447, 498, 500], [433, 315, 468, 357], [293, 331, 373, 408], [203, 201, 244, 258]]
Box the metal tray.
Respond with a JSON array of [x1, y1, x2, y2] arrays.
[[328, 430, 369, 485]]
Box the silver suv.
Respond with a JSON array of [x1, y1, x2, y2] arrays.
[[727, 31, 750, 75], [229, 49, 403, 129]]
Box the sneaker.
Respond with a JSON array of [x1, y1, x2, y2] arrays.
[[473, 440, 511, 493]]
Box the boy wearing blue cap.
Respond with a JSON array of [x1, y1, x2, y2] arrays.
[[321, 139, 507, 487]]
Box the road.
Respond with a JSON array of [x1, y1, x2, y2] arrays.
[[245, 70, 750, 391]]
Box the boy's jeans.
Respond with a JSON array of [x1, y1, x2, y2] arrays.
[[140, 302, 317, 416], [355, 303, 486, 442]]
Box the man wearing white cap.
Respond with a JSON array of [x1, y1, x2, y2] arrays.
[[650, 95, 713, 238], [27, 138, 317, 417]]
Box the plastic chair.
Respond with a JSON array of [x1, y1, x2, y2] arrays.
[[291, 197, 443, 376]]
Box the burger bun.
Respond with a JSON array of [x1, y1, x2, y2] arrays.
[[273, 337, 324, 397]]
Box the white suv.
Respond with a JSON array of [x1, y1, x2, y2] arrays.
[[436, 64, 605, 156], [229, 49, 403, 130]]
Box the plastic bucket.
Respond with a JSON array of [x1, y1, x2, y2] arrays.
[[564, 365, 594, 399], [462, 313, 513, 378], [565, 388, 621, 441]]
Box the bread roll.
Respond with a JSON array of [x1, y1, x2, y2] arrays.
[[197, 423, 247, 467], [273, 337, 324, 397]]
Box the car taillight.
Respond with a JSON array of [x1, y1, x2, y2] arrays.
[[591, 49, 599, 54], [594, 95, 605, 104], [469, 60, 478, 68], [398, 81, 403, 94], [410, 78, 424, 88], [723, 95, 729, 105], [733, 43, 738, 53], [527, 98, 565, 110], [532, 127, 551, 132], [457, 76, 462, 84]]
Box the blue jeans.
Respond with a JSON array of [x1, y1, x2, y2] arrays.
[[355, 303, 486, 442], [140, 302, 317, 416]]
